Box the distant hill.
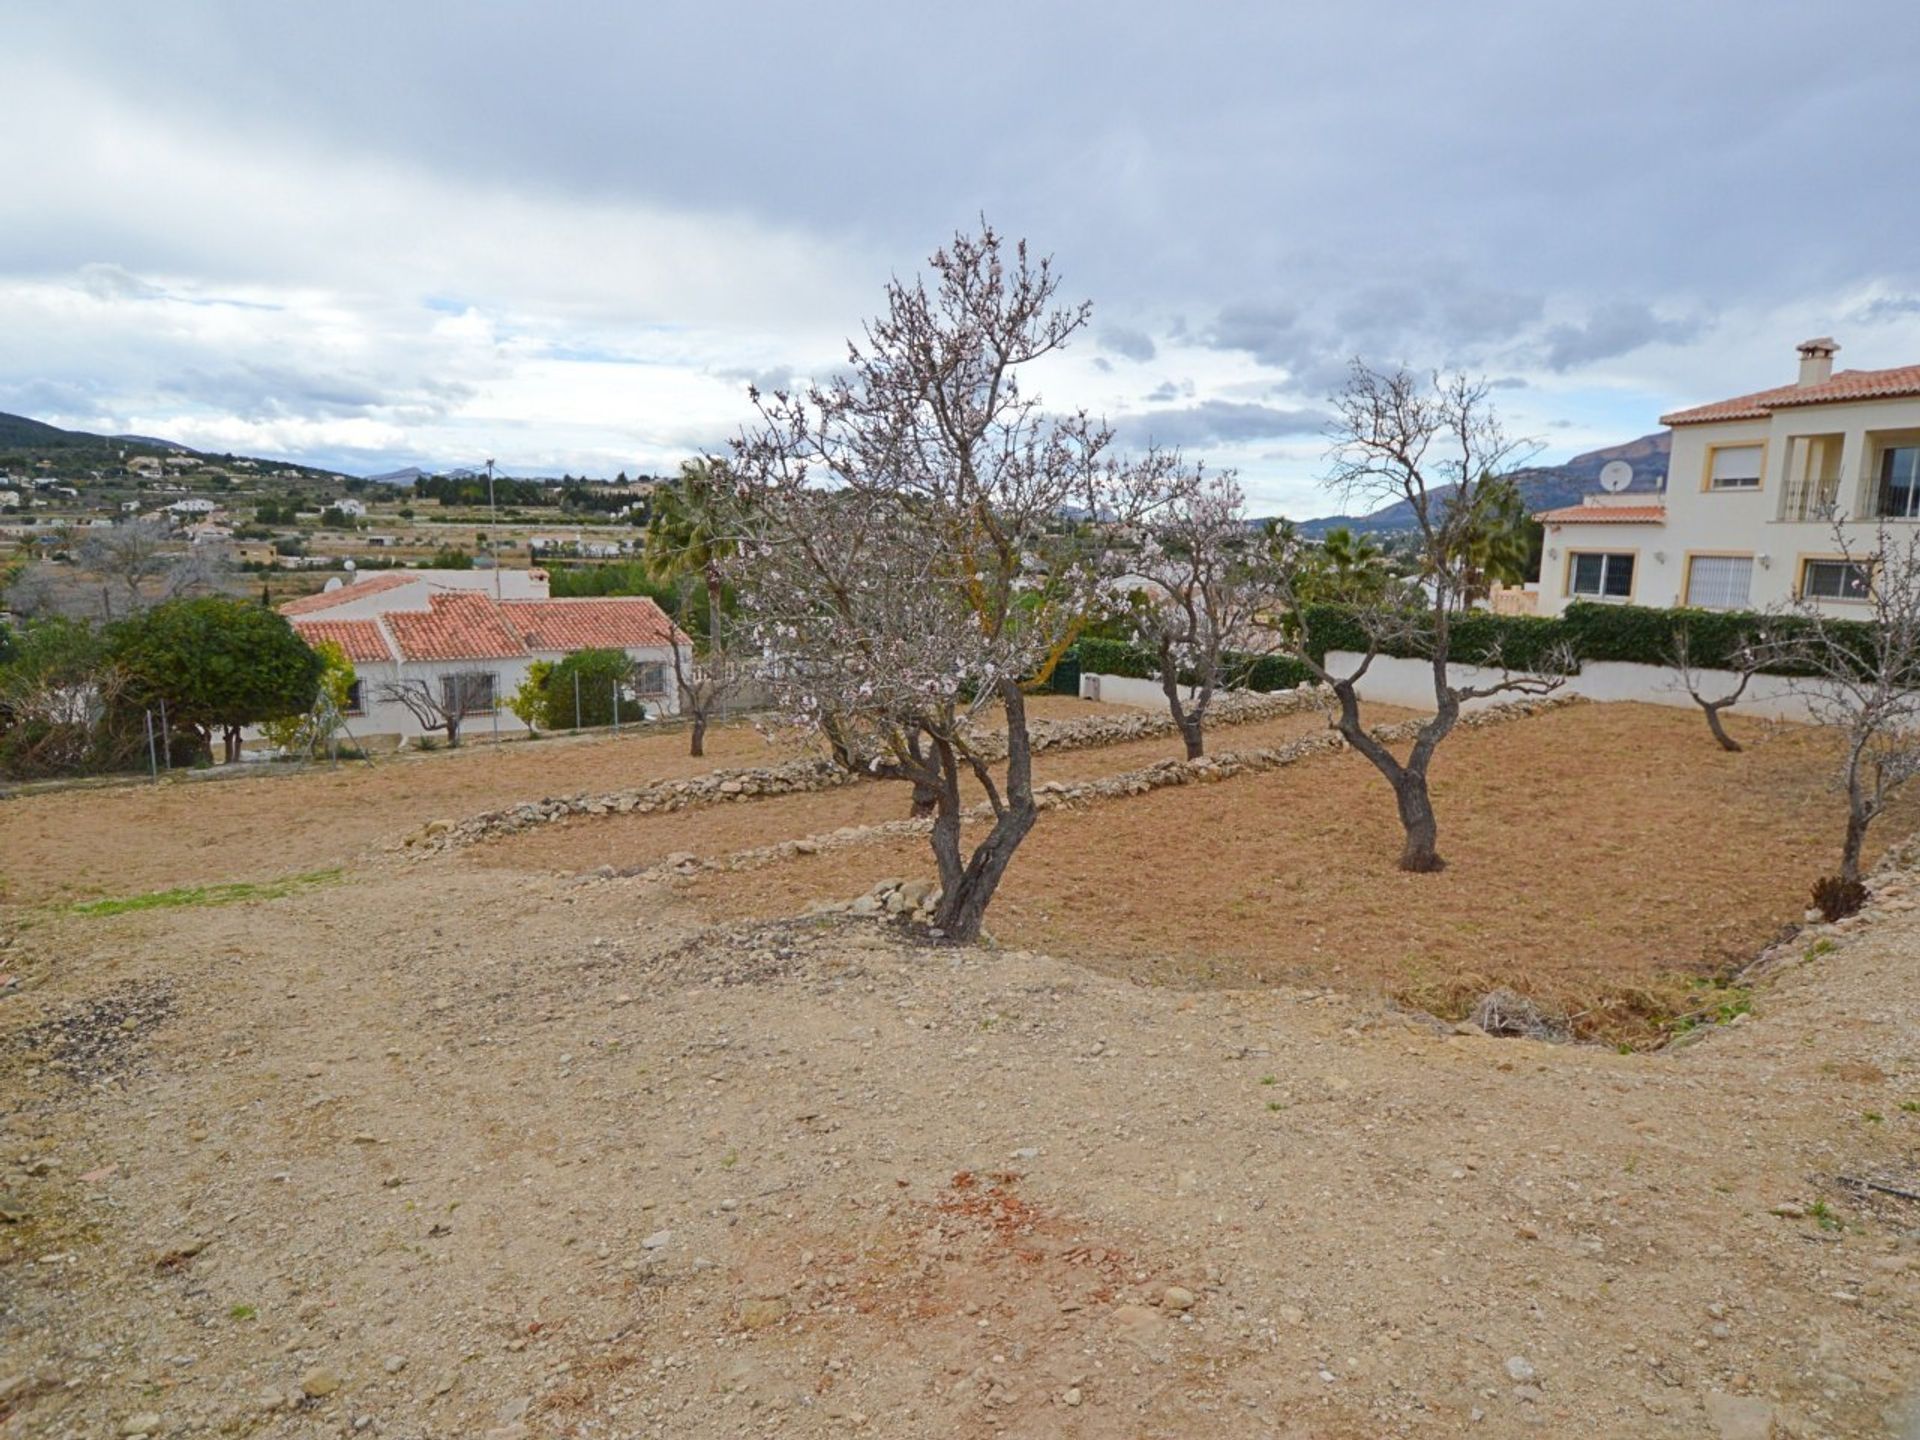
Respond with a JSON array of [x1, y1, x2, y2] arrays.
[[1293, 432, 1671, 536], [365, 466, 428, 486], [0, 410, 346, 481]]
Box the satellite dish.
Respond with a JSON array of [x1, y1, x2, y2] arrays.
[[343, 559, 356, 572], [1598, 460, 1634, 494], [322, 577, 343, 592]]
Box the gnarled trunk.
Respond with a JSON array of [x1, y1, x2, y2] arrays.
[[689, 709, 707, 758], [1392, 770, 1443, 872], [1701, 699, 1743, 753], [1328, 674, 1455, 872], [928, 682, 1040, 943], [1157, 647, 1208, 760], [1840, 805, 1869, 885]]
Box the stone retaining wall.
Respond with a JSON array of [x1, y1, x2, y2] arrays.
[[405, 685, 1334, 854], [594, 693, 1584, 897]]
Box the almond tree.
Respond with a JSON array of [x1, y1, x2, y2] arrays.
[[1270, 363, 1563, 872], [379, 673, 492, 748], [1124, 469, 1279, 758], [1759, 523, 1920, 891], [1669, 629, 1764, 753], [727, 225, 1172, 942]]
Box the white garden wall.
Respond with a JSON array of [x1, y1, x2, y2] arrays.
[[1078, 672, 1192, 708], [1321, 649, 1848, 724]]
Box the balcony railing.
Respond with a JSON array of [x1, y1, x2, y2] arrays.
[[1782, 473, 1841, 523]]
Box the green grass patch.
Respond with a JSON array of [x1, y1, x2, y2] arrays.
[[67, 869, 343, 917]]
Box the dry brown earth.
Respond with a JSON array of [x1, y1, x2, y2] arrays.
[[2, 699, 1919, 1439]]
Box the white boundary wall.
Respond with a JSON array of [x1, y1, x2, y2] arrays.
[[1078, 672, 1192, 708], [1321, 650, 1843, 723]]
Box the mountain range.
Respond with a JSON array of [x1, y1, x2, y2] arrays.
[[0, 411, 345, 479], [1292, 432, 1670, 536]]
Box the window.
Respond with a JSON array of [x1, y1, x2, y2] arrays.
[[1706, 444, 1763, 490], [1801, 559, 1871, 602], [633, 662, 668, 695], [342, 679, 365, 716], [1879, 445, 1920, 519], [441, 671, 497, 714], [1569, 551, 1635, 600], [1685, 555, 1753, 610]]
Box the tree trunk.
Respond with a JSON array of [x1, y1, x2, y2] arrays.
[[688, 710, 707, 758], [925, 743, 966, 902], [1392, 769, 1444, 872], [1328, 675, 1450, 872], [223, 724, 242, 765], [933, 805, 1036, 942], [446, 718, 462, 748], [1841, 802, 1870, 884], [1701, 700, 1743, 753], [1158, 651, 1204, 759], [929, 682, 1039, 943], [1179, 713, 1205, 760]]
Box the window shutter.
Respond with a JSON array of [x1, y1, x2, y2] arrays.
[[1686, 555, 1753, 609], [1710, 445, 1763, 486]]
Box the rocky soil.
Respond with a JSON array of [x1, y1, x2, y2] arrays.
[[3, 844, 1920, 1438]]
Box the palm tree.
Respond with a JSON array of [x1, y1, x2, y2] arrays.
[[644, 457, 734, 651], [644, 457, 737, 754]]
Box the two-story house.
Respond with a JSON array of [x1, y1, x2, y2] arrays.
[[1534, 338, 1920, 615]]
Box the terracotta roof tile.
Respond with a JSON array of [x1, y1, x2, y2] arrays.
[[290, 618, 395, 664], [500, 597, 686, 652], [277, 573, 413, 616], [1661, 365, 1920, 425], [1534, 504, 1667, 525], [383, 592, 528, 662]]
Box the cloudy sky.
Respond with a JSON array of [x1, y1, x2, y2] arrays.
[[5, 2, 1920, 514]]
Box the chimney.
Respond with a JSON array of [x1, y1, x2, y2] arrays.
[[1796, 336, 1839, 387]]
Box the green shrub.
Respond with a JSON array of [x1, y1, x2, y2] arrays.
[[542, 648, 637, 728], [1299, 600, 1877, 680], [507, 659, 554, 731], [1075, 636, 1314, 692]]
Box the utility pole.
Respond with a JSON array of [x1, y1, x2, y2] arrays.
[[485, 458, 500, 599]]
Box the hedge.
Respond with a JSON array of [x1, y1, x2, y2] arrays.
[[1075, 636, 1315, 693], [1301, 600, 1877, 678]]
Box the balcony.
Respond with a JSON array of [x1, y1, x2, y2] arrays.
[[1780, 431, 1844, 522], [1782, 472, 1842, 523]]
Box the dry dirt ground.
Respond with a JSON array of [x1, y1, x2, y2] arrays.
[[0, 698, 1130, 908], [485, 704, 1917, 1046], [4, 700, 1920, 1439]]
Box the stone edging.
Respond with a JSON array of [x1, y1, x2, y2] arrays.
[[593, 693, 1586, 891], [402, 685, 1335, 854]]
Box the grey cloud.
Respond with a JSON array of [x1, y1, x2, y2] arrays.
[[716, 365, 798, 396], [1202, 302, 1304, 367], [157, 363, 474, 422], [1853, 295, 1920, 324], [1098, 326, 1157, 363], [1116, 400, 1330, 450], [1542, 301, 1698, 371], [76, 263, 166, 302]]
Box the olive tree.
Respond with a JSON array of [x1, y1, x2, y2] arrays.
[[1270, 363, 1564, 872], [727, 225, 1172, 942]]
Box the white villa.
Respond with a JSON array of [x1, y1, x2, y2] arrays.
[[1535, 338, 1920, 615], [276, 567, 691, 741]]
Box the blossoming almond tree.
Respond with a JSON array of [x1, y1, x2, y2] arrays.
[[726, 225, 1175, 942], [1123, 469, 1284, 758]]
